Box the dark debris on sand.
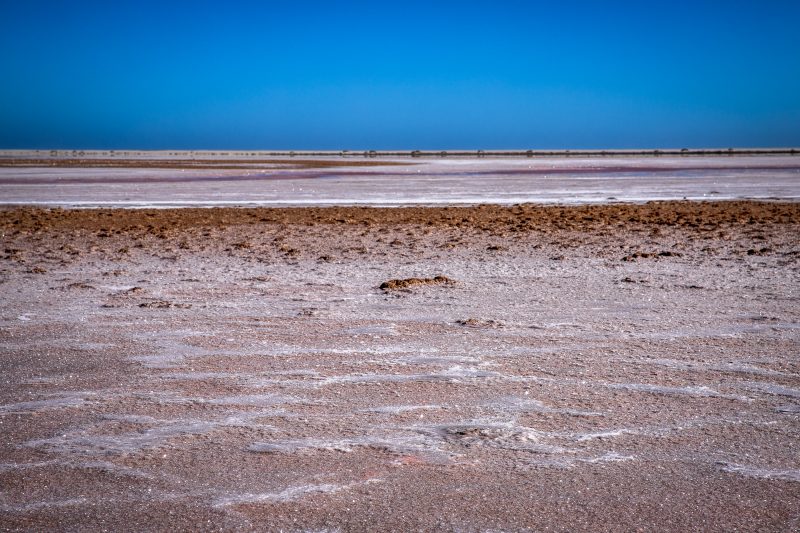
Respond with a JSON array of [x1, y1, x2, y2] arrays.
[[379, 275, 455, 291]]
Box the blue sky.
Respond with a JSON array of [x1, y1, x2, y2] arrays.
[[1, 1, 799, 149]]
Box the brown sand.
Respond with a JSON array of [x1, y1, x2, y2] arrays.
[[1, 201, 799, 531]]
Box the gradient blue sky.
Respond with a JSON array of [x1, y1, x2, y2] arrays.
[[1, 1, 799, 149]]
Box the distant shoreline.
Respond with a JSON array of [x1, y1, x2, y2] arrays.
[[0, 148, 798, 160]]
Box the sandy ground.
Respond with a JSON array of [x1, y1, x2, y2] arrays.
[[1, 201, 799, 531]]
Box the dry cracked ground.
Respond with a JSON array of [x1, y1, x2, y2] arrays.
[[1, 201, 799, 531]]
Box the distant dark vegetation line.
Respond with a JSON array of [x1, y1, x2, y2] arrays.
[[0, 148, 798, 161]]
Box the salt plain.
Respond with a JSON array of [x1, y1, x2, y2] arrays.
[[1, 155, 799, 207], [0, 161, 798, 530]]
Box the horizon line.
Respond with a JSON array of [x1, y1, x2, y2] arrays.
[[1, 147, 799, 158]]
